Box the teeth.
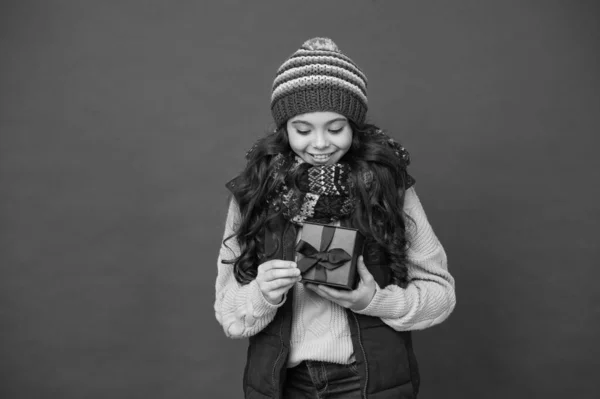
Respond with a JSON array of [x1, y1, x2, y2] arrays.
[[311, 153, 332, 160]]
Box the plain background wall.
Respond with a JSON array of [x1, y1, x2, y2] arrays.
[[1, 1, 599, 398]]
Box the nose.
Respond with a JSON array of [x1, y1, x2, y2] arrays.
[[312, 131, 329, 149]]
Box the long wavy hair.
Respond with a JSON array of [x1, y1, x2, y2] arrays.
[[223, 121, 413, 287]]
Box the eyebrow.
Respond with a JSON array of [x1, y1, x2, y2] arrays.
[[290, 117, 347, 126]]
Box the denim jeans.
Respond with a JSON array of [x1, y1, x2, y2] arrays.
[[283, 360, 362, 399]]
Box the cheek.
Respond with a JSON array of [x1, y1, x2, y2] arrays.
[[288, 135, 307, 153], [336, 131, 353, 151]]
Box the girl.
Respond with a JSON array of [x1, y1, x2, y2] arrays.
[[215, 37, 456, 399]]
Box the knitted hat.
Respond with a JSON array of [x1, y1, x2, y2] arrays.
[[271, 37, 368, 128]]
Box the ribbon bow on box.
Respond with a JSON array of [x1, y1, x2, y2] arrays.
[[295, 225, 352, 282]]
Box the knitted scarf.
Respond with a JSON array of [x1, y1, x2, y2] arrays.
[[269, 155, 371, 226], [237, 128, 414, 226]]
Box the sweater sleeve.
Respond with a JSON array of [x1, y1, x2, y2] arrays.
[[214, 198, 285, 338], [353, 187, 456, 331]]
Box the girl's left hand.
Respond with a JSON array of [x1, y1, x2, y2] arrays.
[[306, 256, 377, 311]]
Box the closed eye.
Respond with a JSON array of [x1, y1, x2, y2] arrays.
[[329, 127, 344, 133]]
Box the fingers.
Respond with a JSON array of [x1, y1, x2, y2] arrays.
[[261, 267, 301, 282], [264, 276, 301, 291], [306, 277, 375, 311], [257, 260, 302, 304], [260, 275, 300, 305], [258, 260, 300, 282], [306, 283, 353, 306], [356, 256, 374, 283], [312, 284, 345, 299], [260, 260, 297, 270]]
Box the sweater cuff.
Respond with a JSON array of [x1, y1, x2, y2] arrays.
[[248, 280, 287, 317], [353, 284, 410, 319]]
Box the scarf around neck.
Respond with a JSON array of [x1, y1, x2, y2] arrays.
[[270, 155, 371, 226], [234, 128, 414, 226]]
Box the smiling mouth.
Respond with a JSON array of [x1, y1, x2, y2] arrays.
[[308, 152, 334, 161]]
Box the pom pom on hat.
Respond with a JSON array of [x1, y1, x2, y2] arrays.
[[271, 37, 368, 128], [301, 37, 340, 52]]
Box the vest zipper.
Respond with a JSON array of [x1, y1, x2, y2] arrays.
[[271, 221, 292, 399], [351, 312, 369, 399]]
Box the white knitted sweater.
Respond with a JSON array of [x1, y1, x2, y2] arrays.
[[214, 187, 456, 366]]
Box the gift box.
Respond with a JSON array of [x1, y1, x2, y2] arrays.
[[295, 222, 365, 290]]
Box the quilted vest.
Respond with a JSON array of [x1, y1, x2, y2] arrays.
[[242, 215, 420, 399]]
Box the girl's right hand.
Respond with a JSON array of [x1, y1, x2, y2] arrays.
[[256, 260, 301, 305]]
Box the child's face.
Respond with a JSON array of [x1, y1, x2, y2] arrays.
[[286, 111, 353, 165]]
